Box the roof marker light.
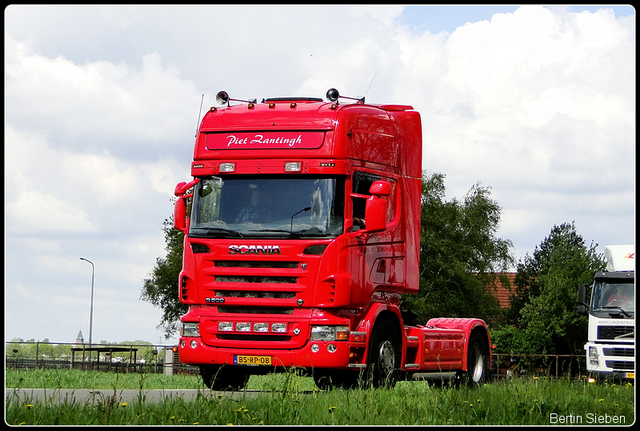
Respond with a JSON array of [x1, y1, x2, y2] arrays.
[[219, 162, 236, 172], [285, 162, 302, 172]]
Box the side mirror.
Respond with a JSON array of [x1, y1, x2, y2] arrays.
[[577, 284, 588, 315], [362, 181, 392, 233], [173, 179, 199, 233], [174, 196, 187, 233]]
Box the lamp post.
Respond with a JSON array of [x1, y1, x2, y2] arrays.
[[80, 257, 95, 364]]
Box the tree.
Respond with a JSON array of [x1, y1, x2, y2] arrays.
[[140, 217, 187, 339], [401, 172, 515, 324], [495, 222, 604, 357]]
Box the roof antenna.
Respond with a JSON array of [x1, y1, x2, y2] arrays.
[[363, 71, 377, 102], [195, 93, 204, 137]]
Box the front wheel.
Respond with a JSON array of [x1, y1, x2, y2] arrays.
[[366, 318, 401, 388]]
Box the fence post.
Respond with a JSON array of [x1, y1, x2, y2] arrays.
[[163, 348, 174, 376]]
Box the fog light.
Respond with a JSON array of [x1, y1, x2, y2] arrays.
[[180, 340, 185, 348], [254, 323, 269, 332], [236, 322, 251, 332], [272, 323, 287, 333], [327, 344, 337, 353], [311, 343, 320, 353], [190, 340, 198, 349]]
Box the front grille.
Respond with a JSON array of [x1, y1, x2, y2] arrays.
[[215, 290, 296, 299], [597, 326, 634, 340], [605, 361, 635, 370], [215, 260, 298, 269], [218, 307, 294, 314], [603, 348, 635, 357], [215, 275, 297, 284]]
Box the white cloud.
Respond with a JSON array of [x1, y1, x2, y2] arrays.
[[5, 34, 200, 157], [8, 190, 97, 233]]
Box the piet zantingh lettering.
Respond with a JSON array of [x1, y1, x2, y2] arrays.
[[549, 412, 626, 425]]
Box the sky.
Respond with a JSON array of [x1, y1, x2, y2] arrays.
[[4, 5, 635, 346]]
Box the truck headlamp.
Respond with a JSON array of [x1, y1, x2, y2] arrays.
[[181, 322, 200, 337], [310, 325, 349, 341], [588, 346, 599, 366]]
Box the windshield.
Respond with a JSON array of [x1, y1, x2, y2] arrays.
[[591, 280, 634, 317], [189, 176, 345, 238]]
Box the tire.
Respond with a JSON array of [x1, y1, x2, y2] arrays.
[[200, 365, 250, 391], [462, 332, 490, 387], [366, 318, 401, 389]]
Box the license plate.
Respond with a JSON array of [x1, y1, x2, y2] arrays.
[[625, 372, 634, 379], [234, 355, 271, 366]]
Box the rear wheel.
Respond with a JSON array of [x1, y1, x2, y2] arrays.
[[461, 333, 490, 387], [366, 318, 401, 388], [200, 365, 250, 391]]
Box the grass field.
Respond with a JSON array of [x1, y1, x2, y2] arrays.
[[5, 369, 635, 425]]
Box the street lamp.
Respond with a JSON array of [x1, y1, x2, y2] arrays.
[[80, 257, 95, 362]]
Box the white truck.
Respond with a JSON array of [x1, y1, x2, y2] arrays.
[[578, 245, 634, 382]]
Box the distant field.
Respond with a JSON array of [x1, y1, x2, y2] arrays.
[[5, 369, 634, 425]]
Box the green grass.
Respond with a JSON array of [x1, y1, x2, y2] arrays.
[[5, 369, 635, 425]]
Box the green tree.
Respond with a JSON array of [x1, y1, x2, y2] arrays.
[[140, 217, 187, 339], [495, 222, 604, 356], [402, 172, 515, 324]]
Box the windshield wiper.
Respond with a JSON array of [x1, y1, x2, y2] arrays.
[[248, 228, 330, 238], [601, 306, 632, 318], [191, 227, 244, 238], [248, 229, 296, 237]]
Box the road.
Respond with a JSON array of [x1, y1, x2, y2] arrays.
[[5, 388, 268, 405]]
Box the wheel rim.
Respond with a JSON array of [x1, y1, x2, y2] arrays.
[[378, 340, 396, 375], [470, 343, 485, 383]]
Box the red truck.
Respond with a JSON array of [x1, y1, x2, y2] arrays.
[[173, 89, 492, 390]]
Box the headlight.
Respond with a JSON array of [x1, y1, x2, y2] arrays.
[[310, 325, 349, 341], [588, 346, 599, 366], [181, 322, 200, 337]]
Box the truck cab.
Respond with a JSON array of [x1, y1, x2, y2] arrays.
[[174, 89, 491, 390], [578, 245, 634, 382]]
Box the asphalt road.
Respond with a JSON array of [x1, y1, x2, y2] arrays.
[[6, 388, 266, 405]]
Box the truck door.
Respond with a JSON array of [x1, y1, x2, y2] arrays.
[[349, 171, 398, 305]]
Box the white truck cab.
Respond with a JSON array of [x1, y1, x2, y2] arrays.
[[578, 245, 634, 382]]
